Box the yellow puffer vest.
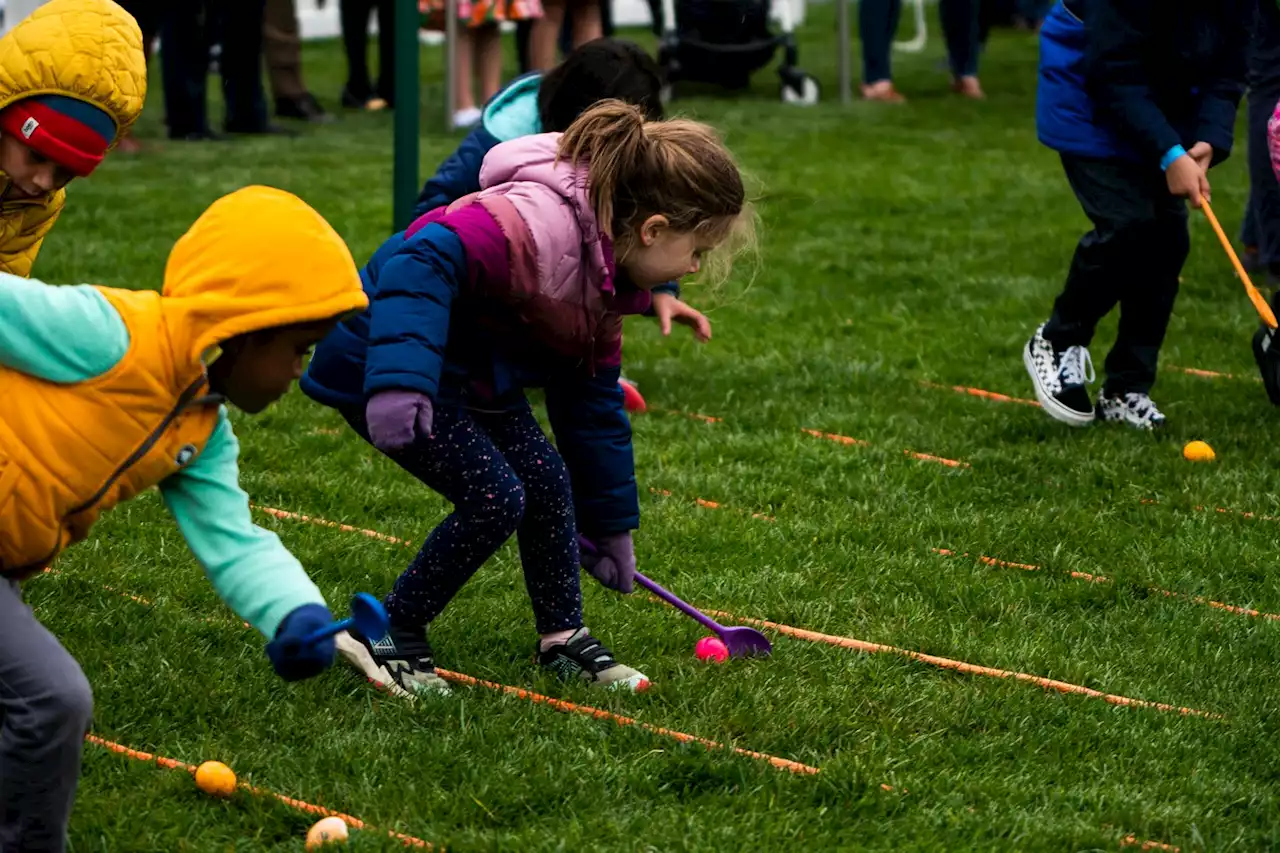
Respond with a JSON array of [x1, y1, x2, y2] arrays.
[[0, 288, 220, 576], [0, 185, 368, 577]]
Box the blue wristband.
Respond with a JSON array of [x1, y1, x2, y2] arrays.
[[1160, 145, 1187, 172]]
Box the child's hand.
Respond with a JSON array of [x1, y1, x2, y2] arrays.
[[1188, 141, 1214, 172], [578, 533, 636, 593], [265, 604, 336, 682], [1167, 155, 1210, 208], [652, 292, 712, 343], [367, 390, 434, 452]]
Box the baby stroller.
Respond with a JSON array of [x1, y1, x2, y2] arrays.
[[652, 0, 820, 104]]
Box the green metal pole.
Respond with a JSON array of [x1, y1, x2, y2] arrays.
[[392, 0, 421, 233]]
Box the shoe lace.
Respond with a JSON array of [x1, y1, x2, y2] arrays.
[[1058, 346, 1095, 387]]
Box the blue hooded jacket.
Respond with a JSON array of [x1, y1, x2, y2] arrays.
[[1036, 0, 1247, 165]]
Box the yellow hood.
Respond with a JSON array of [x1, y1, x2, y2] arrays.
[[162, 185, 369, 365], [0, 0, 146, 139]]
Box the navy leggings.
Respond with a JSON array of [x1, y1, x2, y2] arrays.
[[343, 401, 583, 635], [859, 0, 980, 84]]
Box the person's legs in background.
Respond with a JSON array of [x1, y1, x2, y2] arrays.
[[858, 0, 904, 101], [940, 0, 984, 98], [218, 0, 279, 134], [264, 0, 332, 122], [516, 20, 534, 73], [530, 0, 566, 70], [116, 0, 163, 150], [569, 0, 603, 48], [1242, 0, 1280, 285], [160, 2, 215, 140], [339, 0, 377, 107], [374, 0, 396, 107]]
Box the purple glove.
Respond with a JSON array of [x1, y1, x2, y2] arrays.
[[579, 533, 636, 594], [366, 390, 434, 453]]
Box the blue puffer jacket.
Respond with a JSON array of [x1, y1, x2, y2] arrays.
[[301, 224, 642, 535], [1036, 0, 1247, 165]]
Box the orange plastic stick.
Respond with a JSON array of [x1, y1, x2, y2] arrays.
[[1202, 201, 1278, 329], [434, 669, 822, 776], [85, 735, 433, 848]]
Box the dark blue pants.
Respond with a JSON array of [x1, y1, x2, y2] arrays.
[[1043, 155, 1189, 396], [1242, 0, 1280, 276], [859, 0, 979, 85], [160, 0, 268, 136], [344, 401, 583, 635]]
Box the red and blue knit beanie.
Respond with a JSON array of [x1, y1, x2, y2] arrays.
[[0, 94, 117, 177]]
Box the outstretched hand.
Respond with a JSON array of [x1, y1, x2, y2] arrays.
[[652, 292, 712, 343]]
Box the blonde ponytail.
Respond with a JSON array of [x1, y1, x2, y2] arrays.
[[557, 99, 750, 281], [557, 99, 649, 237]]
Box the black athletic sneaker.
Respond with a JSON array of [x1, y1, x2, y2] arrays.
[[335, 624, 450, 699], [537, 628, 651, 692], [1024, 323, 1096, 426]]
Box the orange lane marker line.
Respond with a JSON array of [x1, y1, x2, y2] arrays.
[[254, 505, 414, 548], [935, 549, 1280, 623], [696, 608, 1218, 719], [1120, 834, 1180, 852], [1167, 364, 1259, 382], [1142, 497, 1280, 526], [252, 506, 1213, 716], [800, 428, 970, 469], [69, 565, 813, 780], [651, 407, 722, 424], [649, 487, 776, 522], [86, 735, 433, 848], [434, 669, 821, 777], [919, 381, 1041, 408]]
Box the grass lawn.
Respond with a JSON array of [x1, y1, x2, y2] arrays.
[[30, 10, 1280, 851]]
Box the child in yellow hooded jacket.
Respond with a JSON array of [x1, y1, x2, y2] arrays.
[[0, 185, 368, 852], [0, 0, 147, 277]]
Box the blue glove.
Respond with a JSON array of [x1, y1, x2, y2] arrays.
[[265, 604, 336, 682]]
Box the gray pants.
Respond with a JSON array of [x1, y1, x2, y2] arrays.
[[0, 580, 93, 853]]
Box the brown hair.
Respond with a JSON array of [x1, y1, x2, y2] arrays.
[[557, 99, 751, 282]]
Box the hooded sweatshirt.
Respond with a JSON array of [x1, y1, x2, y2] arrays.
[[0, 186, 368, 636], [304, 134, 646, 533], [0, 0, 147, 276]]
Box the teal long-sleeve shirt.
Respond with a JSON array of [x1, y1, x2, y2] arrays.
[[0, 273, 325, 638]]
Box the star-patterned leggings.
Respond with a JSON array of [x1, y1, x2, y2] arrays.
[[342, 400, 583, 635]]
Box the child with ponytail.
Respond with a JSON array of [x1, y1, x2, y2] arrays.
[[302, 101, 748, 695]]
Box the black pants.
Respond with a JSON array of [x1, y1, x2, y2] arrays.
[[1242, 0, 1280, 276], [161, 1, 268, 136], [860, 0, 979, 84], [514, 0, 614, 76], [1042, 155, 1189, 396], [340, 0, 395, 104], [341, 402, 583, 636]]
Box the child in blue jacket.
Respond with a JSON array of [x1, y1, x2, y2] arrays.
[[303, 101, 749, 698], [1024, 0, 1248, 429], [415, 37, 712, 344]]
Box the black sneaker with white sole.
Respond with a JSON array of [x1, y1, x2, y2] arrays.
[[537, 628, 651, 692], [335, 624, 451, 699], [1255, 321, 1280, 405], [1024, 324, 1096, 426], [1095, 391, 1166, 429]]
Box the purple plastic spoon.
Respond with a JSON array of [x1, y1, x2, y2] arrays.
[[579, 536, 772, 658]]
